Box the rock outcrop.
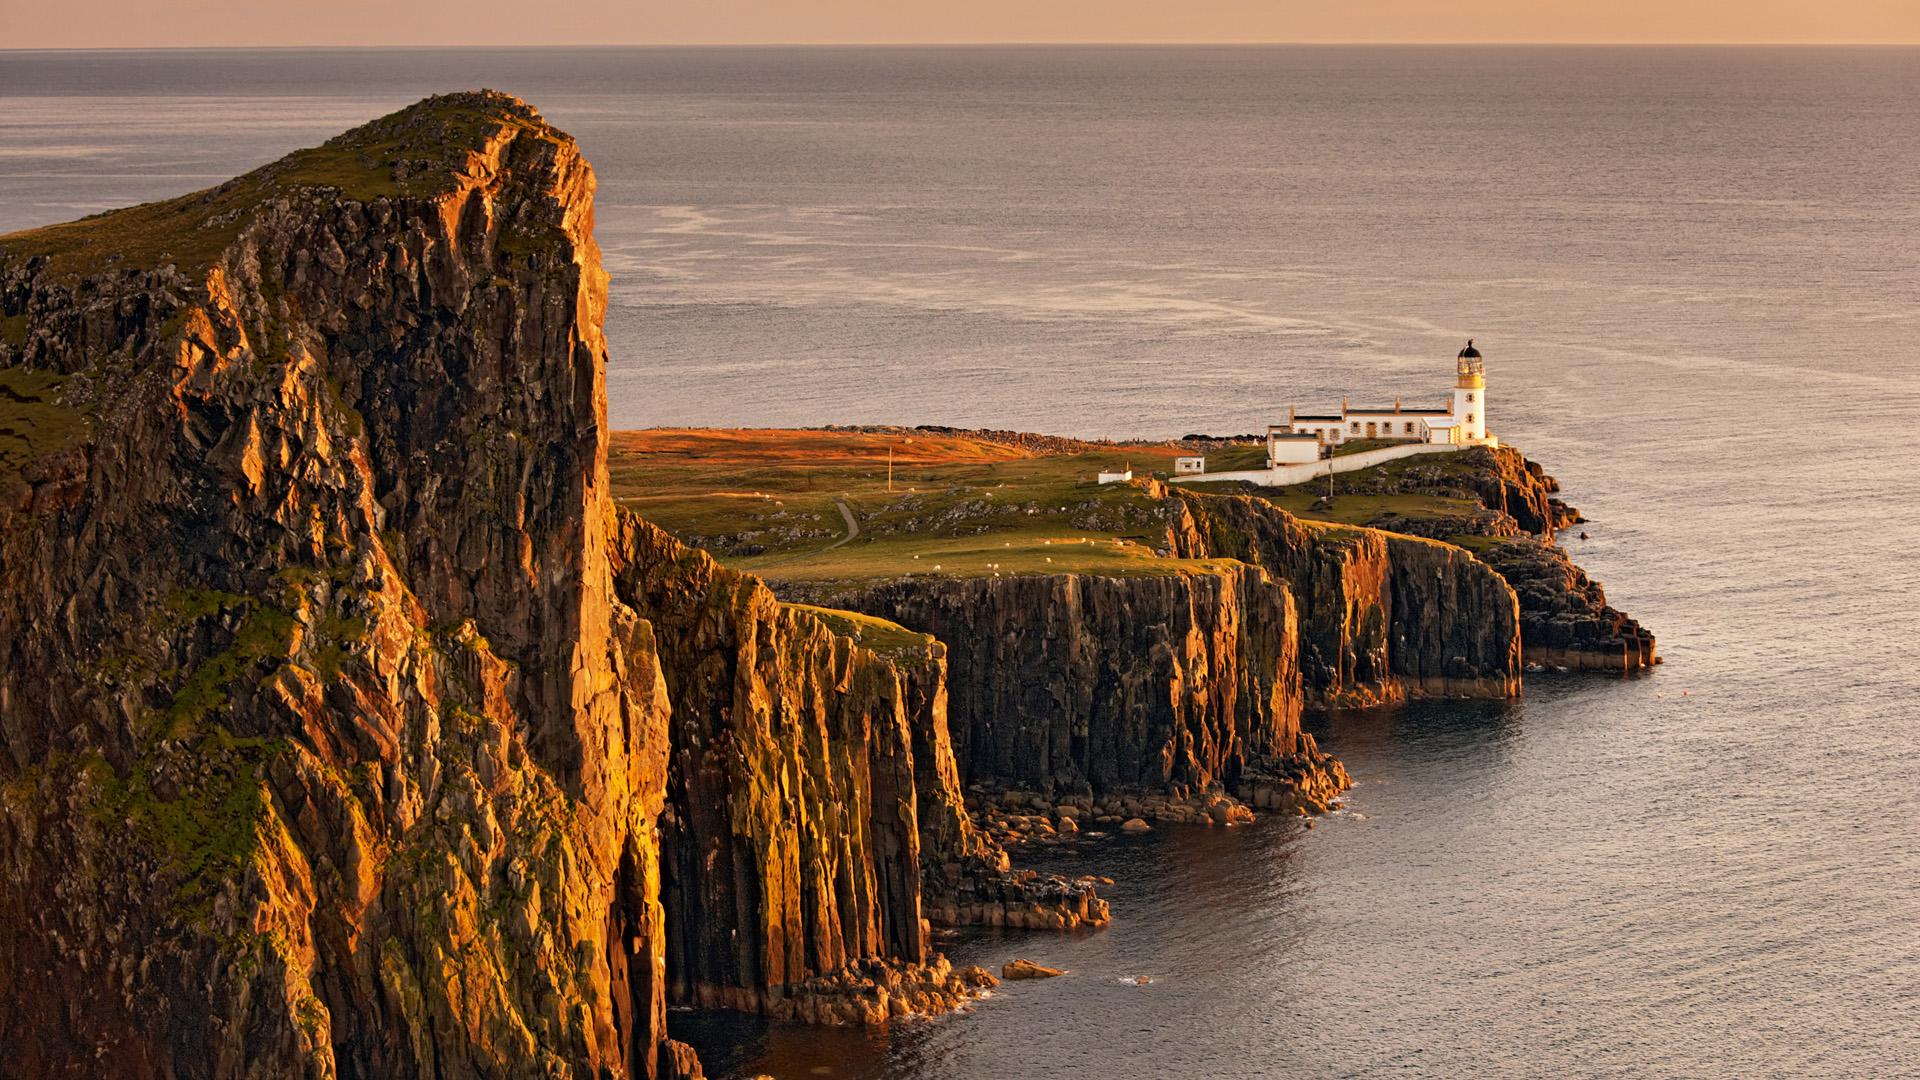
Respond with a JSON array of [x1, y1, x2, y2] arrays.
[[608, 514, 1101, 987], [0, 90, 703, 1079], [1226, 444, 1654, 672], [608, 513, 997, 1023], [1476, 537, 1657, 672], [1323, 445, 1580, 538], [1166, 491, 1524, 706], [0, 91, 1032, 1079], [824, 560, 1348, 809], [1450, 446, 1581, 536], [832, 565, 1297, 793]]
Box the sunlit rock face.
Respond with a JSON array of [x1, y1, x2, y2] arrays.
[[0, 91, 1017, 1078], [814, 489, 1518, 814], [1165, 491, 1525, 705], [827, 564, 1315, 796]]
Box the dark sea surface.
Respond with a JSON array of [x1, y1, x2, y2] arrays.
[[2, 45, 1917, 1079]]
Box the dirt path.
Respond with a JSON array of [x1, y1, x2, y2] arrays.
[[822, 499, 860, 551]]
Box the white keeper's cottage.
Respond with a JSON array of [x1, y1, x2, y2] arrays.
[[1171, 341, 1501, 487], [1267, 340, 1497, 467]]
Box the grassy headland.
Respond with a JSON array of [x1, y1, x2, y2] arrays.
[[607, 427, 1521, 589], [609, 427, 1252, 585]]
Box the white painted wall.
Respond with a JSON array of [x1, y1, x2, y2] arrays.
[[1453, 384, 1486, 441], [1292, 419, 1346, 442], [1266, 438, 1321, 464], [1172, 441, 1465, 487], [1175, 457, 1207, 474]]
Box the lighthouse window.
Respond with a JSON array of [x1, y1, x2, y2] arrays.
[[1467, 414, 1476, 424], [1467, 393, 1475, 402]]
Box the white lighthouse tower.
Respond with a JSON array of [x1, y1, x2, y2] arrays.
[[1453, 339, 1489, 444]]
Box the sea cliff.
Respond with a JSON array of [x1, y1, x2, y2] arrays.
[[1164, 490, 1525, 704], [0, 92, 1071, 1079], [0, 90, 1652, 1077]]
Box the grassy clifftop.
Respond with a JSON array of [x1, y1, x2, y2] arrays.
[[609, 427, 1248, 584], [608, 426, 1543, 587]]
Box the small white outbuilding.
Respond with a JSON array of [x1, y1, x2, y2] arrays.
[[1266, 431, 1322, 466], [1174, 456, 1206, 475]]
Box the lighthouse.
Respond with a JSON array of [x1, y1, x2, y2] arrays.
[[1453, 339, 1486, 443]]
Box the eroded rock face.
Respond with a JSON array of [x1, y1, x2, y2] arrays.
[[1477, 538, 1657, 672], [1167, 491, 1524, 706], [610, 513, 1004, 1015], [1466, 447, 1582, 536], [0, 91, 1027, 1078], [0, 90, 701, 1078], [831, 564, 1304, 796]]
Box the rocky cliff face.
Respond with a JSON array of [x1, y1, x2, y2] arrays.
[[0, 90, 696, 1079], [0, 92, 1025, 1079], [1456, 446, 1581, 536], [811, 485, 1517, 806], [1247, 444, 1654, 672], [823, 561, 1345, 810], [1166, 491, 1524, 705], [1477, 538, 1657, 672], [1329, 445, 1579, 538], [607, 513, 1091, 1011]]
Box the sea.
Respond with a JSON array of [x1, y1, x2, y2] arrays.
[[2, 45, 1916, 1079]]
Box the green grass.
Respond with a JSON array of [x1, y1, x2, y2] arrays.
[[1198, 443, 1269, 471], [0, 366, 85, 482], [610, 428, 1205, 582], [1330, 438, 1405, 457], [159, 591, 299, 736], [742, 525, 1236, 583], [88, 731, 281, 921], [612, 428, 1516, 582], [785, 604, 935, 658], [1216, 489, 1484, 530]]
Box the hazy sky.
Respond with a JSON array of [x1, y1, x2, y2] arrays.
[[3, 0, 1916, 49]]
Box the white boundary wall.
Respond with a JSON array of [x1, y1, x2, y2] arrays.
[[1171, 441, 1466, 487]]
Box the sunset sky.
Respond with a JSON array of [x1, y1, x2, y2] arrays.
[[3, 0, 1916, 49]]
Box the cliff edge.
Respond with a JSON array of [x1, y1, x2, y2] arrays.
[[0, 92, 1040, 1079]]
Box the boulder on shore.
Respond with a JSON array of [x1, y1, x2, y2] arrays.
[[1002, 958, 1067, 980], [1120, 817, 1153, 833]]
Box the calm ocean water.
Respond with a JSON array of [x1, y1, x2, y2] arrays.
[[2, 45, 1917, 1078]]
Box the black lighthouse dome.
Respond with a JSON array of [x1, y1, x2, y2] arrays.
[[1458, 339, 1481, 359]]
